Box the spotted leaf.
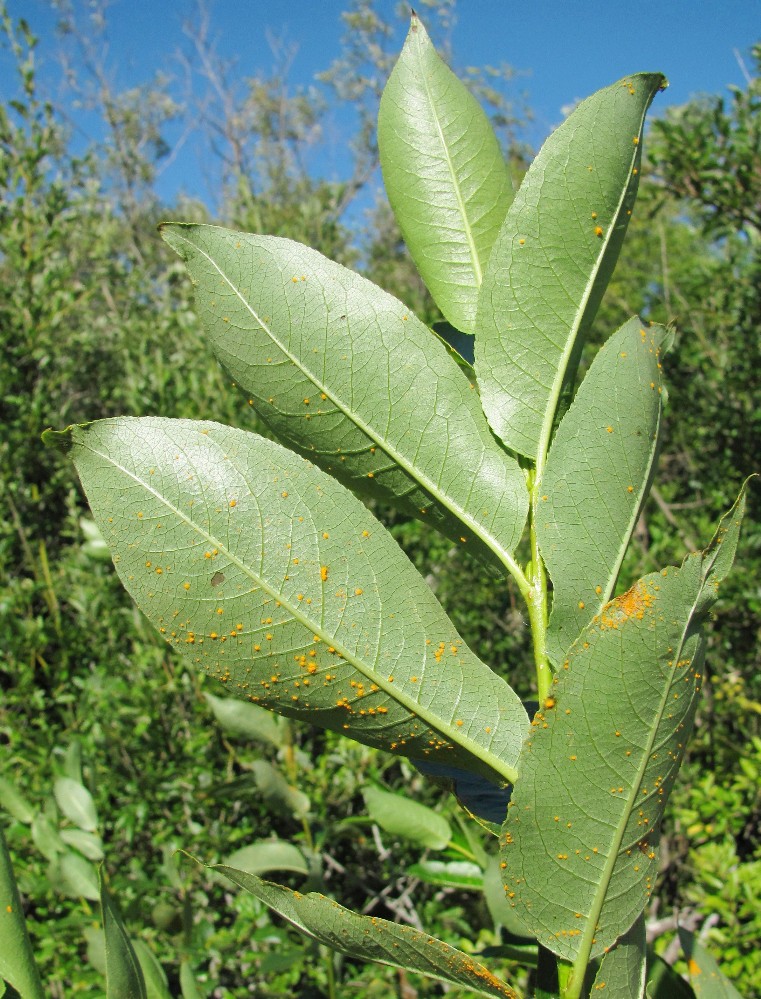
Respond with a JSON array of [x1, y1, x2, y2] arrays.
[[475, 73, 666, 460], [500, 486, 749, 961], [161, 224, 528, 575], [378, 14, 513, 334], [46, 418, 528, 785]]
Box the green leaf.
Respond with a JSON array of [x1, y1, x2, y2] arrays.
[[223, 840, 309, 878], [476, 73, 666, 459], [59, 828, 105, 862], [131, 941, 172, 999], [249, 760, 311, 820], [30, 813, 66, 862], [363, 785, 452, 850], [53, 777, 98, 832], [62, 740, 83, 784], [56, 417, 526, 785], [501, 485, 748, 962], [179, 961, 202, 999], [160, 223, 528, 574], [482, 856, 535, 940], [100, 869, 147, 999], [0, 779, 35, 825], [203, 691, 288, 747], [646, 952, 696, 999], [678, 929, 744, 999], [591, 912, 646, 997], [407, 858, 483, 889], [51, 852, 100, 901], [0, 827, 45, 999], [539, 318, 669, 662], [377, 14, 513, 333], [213, 864, 520, 998]]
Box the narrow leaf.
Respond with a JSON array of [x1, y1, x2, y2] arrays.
[[59, 828, 105, 862], [48, 418, 526, 784], [539, 318, 669, 662], [678, 929, 744, 999], [30, 813, 66, 862], [0, 826, 45, 999], [0, 778, 35, 825], [646, 953, 696, 999], [249, 761, 310, 819], [214, 864, 519, 998], [476, 73, 666, 459], [53, 777, 98, 832], [378, 14, 513, 333], [160, 223, 528, 573], [592, 912, 647, 998], [363, 786, 452, 850], [204, 691, 288, 747], [501, 486, 748, 962], [131, 941, 172, 999], [179, 961, 202, 999], [53, 852, 100, 901], [407, 859, 483, 889], [223, 841, 309, 878], [100, 869, 147, 999]]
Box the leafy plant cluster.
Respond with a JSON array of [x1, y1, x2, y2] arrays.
[[1, 3, 759, 997]]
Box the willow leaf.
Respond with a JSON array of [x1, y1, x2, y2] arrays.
[[500, 485, 748, 962], [591, 912, 646, 998], [378, 14, 513, 333], [539, 318, 669, 663], [161, 224, 528, 573], [476, 73, 665, 459], [101, 870, 147, 999], [213, 864, 519, 999], [45, 418, 527, 784], [0, 827, 45, 999]]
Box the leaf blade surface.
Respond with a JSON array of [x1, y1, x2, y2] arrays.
[[476, 73, 665, 459], [378, 15, 513, 333], [539, 318, 668, 662], [161, 223, 528, 571], [214, 864, 520, 998], [54, 417, 526, 784], [500, 487, 748, 961]]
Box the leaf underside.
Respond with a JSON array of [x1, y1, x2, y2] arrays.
[[539, 318, 669, 663], [476, 72, 666, 459], [161, 223, 527, 573], [592, 912, 646, 998], [214, 864, 520, 999], [60, 417, 527, 785], [500, 487, 748, 961], [378, 14, 513, 333]]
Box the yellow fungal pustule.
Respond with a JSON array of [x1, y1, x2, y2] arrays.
[[320, 566, 329, 582], [595, 226, 604, 237], [229, 499, 237, 508]]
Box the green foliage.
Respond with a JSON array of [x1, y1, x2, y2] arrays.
[[36, 13, 754, 999], [2, 2, 759, 996]]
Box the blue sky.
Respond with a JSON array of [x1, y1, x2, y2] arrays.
[[8, 0, 760, 210]]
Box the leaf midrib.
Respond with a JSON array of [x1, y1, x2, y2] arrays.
[[80, 428, 518, 784], [575, 573, 703, 966], [534, 96, 653, 479], [171, 227, 526, 588]]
